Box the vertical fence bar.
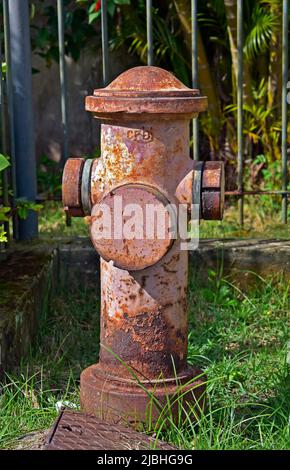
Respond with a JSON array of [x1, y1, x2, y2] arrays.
[[191, 0, 199, 161], [57, 0, 69, 166], [8, 0, 37, 240], [3, 0, 18, 239], [146, 0, 153, 66], [282, 0, 288, 224], [237, 0, 244, 226], [0, 28, 10, 245], [101, 0, 109, 86]]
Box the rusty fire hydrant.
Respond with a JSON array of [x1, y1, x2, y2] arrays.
[[62, 66, 224, 425]]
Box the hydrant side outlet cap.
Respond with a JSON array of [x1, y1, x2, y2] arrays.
[[85, 66, 208, 116]]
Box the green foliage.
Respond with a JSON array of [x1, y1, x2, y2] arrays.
[[37, 155, 62, 197], [0, 154, 10, 243], [200, 195, 290, 239], [86, 0, 130, 24], [198, 0, 228, 41], [110, 1, 190, 84], [0, 154, 10, 172], [0, 226, 7, 243], [0, 153, 43, 242], [226, 79, 281, 161], [259, 159, 281, 190], [0, 207, 10, 223], [1, 62, 7, 76], [31, 0, 97, 65], [15, 198, 43, 220], [197, 0, 287, 166], [39, 201, 88, 236], [244, 2, 279, 61]]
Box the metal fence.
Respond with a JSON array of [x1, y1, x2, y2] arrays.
[[0, 0, 289, 253]]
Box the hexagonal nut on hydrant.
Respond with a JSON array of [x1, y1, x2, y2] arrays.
[[62, 66, 225, 427]]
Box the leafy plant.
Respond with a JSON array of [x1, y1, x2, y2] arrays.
[[37, 155, 62, 197], [80, 0, 131, 24], [109, 1, 191, 84], [225, 78, 282, 190], [1, 154, 43, 242], [15, 198, 43, 220], [0, 207, 10, 223], [31, 0, 97, 65], [0, 226, 7, 243], [0, 154, 9, 172], [244, 3, 279, 60]]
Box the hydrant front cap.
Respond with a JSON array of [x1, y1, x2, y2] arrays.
[[90, 184, 175, 271], [85, 66, 208, 117]]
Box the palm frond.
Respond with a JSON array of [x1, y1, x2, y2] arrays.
[[244, 4, 279, 61]]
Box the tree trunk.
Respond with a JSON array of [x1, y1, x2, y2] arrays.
[[224, 0, 252, 105]]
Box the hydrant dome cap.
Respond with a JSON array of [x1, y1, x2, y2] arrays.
[[86, 66, 207, 116], [97, 66, 198, 96]]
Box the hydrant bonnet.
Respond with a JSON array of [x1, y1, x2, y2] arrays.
[[85, 66, 208, 117]]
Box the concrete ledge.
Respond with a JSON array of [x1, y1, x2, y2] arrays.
[[191, 239, 290, 287], [0, 246, 57, 374], [0, 237, 289, 372]]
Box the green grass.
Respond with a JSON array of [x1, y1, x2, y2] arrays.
[[0, 287, 99, 448], [0, 269, 289, 449], [39, 198, 290, 240]]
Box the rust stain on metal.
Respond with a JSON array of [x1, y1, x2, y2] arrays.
[[80, 365, 206, 427], [62, 65, 225, 426], [202, 161, 223, 189], [62, 158, 85, 216], [202, 162, 225, 220], [95, 244, 191, 382], [90, 184, 174, 271], [85, 66, 207, 116], [104, 66, 198, 93], [175, 161, 225, 220]]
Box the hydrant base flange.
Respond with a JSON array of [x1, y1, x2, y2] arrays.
[[80, 363, 206, 426]]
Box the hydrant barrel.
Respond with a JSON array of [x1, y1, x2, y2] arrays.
[[63, 66, 225, 425]]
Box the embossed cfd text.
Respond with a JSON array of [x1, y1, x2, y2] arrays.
[[127, 127, 153, 142]]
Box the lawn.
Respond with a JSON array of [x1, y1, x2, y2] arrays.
[[0, 266, 288, 449], [38, 197, 290, 240]]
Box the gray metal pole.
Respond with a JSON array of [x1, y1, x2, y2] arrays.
[[237, 0, 244, 226], [101, 0, 109, 86], [282, 0, 288, 224], [146, 0, 153, 66], [8, 0, 37, 240], [57, 0, 69, 166], [192, 0, 199, 161], [3, 0, 18, 239]]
